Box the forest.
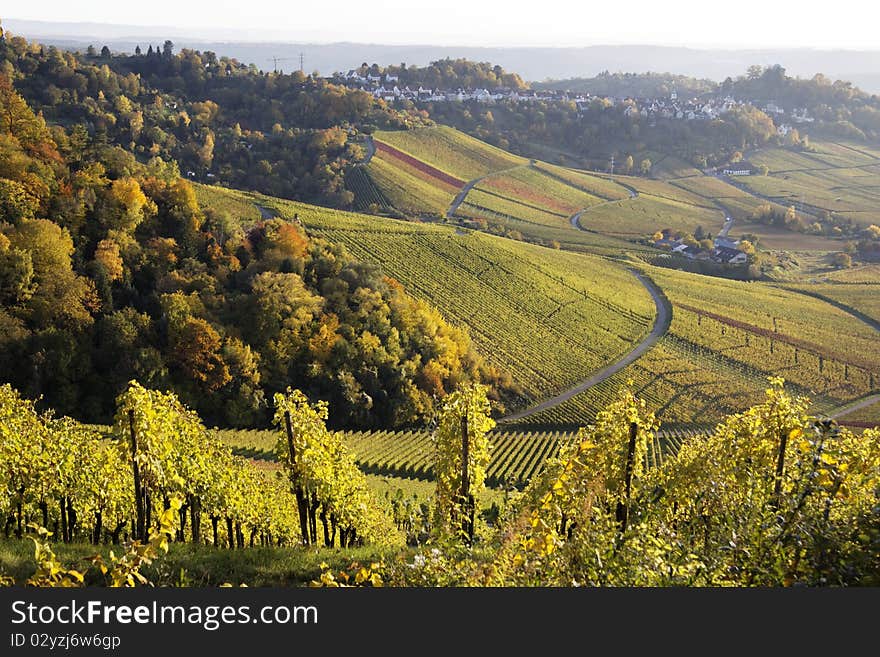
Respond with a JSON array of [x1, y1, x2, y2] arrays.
[[0, 32, 430, 207], [0, 46, 512, 428]]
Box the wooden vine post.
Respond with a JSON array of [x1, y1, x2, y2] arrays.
[[616, 422, 638, 533], [460, 415, 475, 543], [772, 428, 789, 508], [128, 408, 145, 542], [284, 409, 311, 545]]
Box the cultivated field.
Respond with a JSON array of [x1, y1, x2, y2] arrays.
[[216, 426, 701, 488], [256, 196, 656, 408], [744, 140, 880, 228], [519, 264, 880, 427]]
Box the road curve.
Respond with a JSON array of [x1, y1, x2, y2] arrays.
[[446, 164, 528, 219], [359, 135, 376, 165], [569, 182, 638, 230], [501, 269, 671, 422], [829, 394, 880, 420]]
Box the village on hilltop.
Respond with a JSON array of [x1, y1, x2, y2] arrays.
[[333, 70, 814, 137]]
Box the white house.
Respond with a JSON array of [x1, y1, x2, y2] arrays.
[[722, 161, 754, 176]]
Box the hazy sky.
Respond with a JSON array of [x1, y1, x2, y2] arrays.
[[7, 0, 880, 49]]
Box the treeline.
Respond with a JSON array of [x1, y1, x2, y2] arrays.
[[0, 26, 430, 207], [0, 68, 510, 428], [723, 65, 880, 140], [534, 71, 716, 98], [341, 58, 527, 90]]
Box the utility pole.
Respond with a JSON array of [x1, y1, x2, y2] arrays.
[[610, 154, 615, 175], [299, 52, 304, 73]]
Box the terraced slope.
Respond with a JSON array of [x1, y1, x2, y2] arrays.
[[744, 140, 880, 227], [523, 264, 880, 427], [218, 427, 704, 487], [258, 197, 656, 408]]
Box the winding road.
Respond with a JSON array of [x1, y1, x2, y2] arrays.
[[360, 135, 376, 165], [502, 269, 671, 422], [830, 394, 880, 421], [446, 164, 529, 219], [569, 182, 638, 230]]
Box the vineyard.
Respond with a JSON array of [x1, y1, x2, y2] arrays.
[[520, 264, 880, 427], [345, 166, 393, 212], [372, 126, 526, 180], [783, 283, 880, 326], [217, 425, 706, 487], [253, 196, 656, 408], [2, 376, 878, 588], [669, 175, 789, 222], [192, 183, 264, 223], [835, 399, 880, 427], [578, 193, 723, 237], [532, 162, 633, 201], [744, 140, 880, 227], [0, 382, 402, 558]]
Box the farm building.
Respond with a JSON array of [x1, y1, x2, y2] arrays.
[[713, 246, 748, 264], [722, 161, 755, 176]]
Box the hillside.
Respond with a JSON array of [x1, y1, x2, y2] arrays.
[[248, 192, 658, 409], [522, 264, 880, 427], [186, 182, 880, 431]]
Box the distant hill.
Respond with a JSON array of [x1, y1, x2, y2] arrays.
[[6, 18, 880, 92]]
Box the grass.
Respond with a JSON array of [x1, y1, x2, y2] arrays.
[[0, 536, 390, 587]]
